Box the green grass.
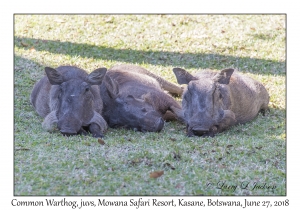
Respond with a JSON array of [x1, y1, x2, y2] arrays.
[[14, 15, 285, 195]]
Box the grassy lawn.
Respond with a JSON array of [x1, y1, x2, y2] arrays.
[[14, 15, 285, 195]]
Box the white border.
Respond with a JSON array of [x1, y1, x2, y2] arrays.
[[2, 0, 297, 209]]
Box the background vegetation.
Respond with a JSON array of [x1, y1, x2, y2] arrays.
[[14, 15, 285, 195]]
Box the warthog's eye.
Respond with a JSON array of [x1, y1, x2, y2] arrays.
[[141, 108, 147, 113], [216, 86, 223, 99], [81, 82, 90, 93], [123, 102, 130, 111], [217, 88, 222, 99], [214, 86, 222, 99], [58, 87, 62, 99]]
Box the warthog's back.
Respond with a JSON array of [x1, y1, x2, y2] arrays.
[[30, 76, 52, 118], [106, 69, 161, 97], [225, 71, 269, 124], [196, 70, 269, 124], [110, 64, 183, 96]]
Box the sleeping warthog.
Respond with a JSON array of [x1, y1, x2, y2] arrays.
[[30, 66, 108, 137], [100, 64, 184, 132], [173, 68, 269, 137]]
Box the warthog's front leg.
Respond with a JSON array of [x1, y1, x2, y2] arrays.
[[89, 123, 104, 138], [77, 127, 88, 136], [217, 110, 237, 133], [88, 111, 108, 138], [169, 105, 185, 123]]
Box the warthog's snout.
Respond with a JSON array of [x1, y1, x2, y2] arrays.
[[188, 124, 217, 137], [60, 130, 77, 136], [191, 126, 209, 136], [57, 113, 82, 137]]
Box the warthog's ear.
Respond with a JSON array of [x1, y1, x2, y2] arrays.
[[213, 68, 234, 84], [142, 93, 151, 103], [173, 68, 197, 85], [127, 95, 135, 100], [104, 75, 119, 99], [45, 67, 64, 85], [88, 68, 107, 85]]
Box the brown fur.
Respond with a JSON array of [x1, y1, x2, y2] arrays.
[[31, 66, 108, 137], [173, 67, 269, 137], [100, 64, 184, 132]]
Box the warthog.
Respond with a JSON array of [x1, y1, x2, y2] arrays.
[[173, 67, 269, 137], [100, 64, 184, 132], [30, 66, 108, 137]]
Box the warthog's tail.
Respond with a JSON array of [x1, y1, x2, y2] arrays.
[[42, 111, 58, 131]]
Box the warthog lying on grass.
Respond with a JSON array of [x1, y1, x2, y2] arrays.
[[100, 64, 184, 132], [173, 68, 269, 137], [30, 66, 108, 137]]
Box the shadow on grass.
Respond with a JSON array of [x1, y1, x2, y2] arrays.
[[14, 55, 46, 122], [14, 54, 45, 84], [15, 37, 285, 75]]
